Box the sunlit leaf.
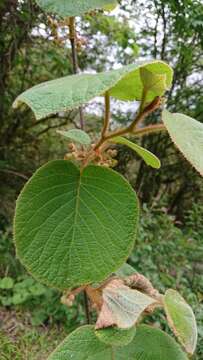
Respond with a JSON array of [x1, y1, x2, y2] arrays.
[[13, 61, 173, 120], [57, 129, 91, 145], [36, 0, 118, 17], [164, 289, 197, 355], [140, 67, 167, 96], [111, 136, 161, 169], [162, 110, 203, 176], [95, 278, 156, 329], [14, 160, 139, 289]]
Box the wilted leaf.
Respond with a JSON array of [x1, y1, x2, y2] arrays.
[[13, 61, 173, 120], [14, 161, 139, 289], [164, 289, 197, 355], [48, 325, 188, 360], [36, 0, 118, 17], [162, 110, 203, 176], [57, 129, 91, 145], [111, 136, 161, 168], [95, 279, 156, 329]]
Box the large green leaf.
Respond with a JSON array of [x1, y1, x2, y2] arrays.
[[36, 0, 117, 17], [162, 110, 203, 176], [47, 325, 188, 359], [14, 160, 138, 289], [164, 289, 197, 355], [111, 136, 161, 168], [13, 61, 173, 120]]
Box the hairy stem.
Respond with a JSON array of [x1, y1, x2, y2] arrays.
[[133, 124, 166, 137], [101, 92, 111, 137], [83, 290, 91, 324], [69, 17, 84, 129]]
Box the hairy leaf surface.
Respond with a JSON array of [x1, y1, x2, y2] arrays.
[[164, 289, 197, 355], [13, 61, 173, 120], [48, 325, 188, 359], [163, 110, 203, 176], [14, 160, 138, 289], [36, 0, 117, 17], [95, 279, 156, 329], [57, 129, 91, 145], [111, 136, 161, 168], [95, 326, 136, 346]]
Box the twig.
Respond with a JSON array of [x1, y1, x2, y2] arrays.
[[69, 17, 84, 129], [133, 124, 166, 137]]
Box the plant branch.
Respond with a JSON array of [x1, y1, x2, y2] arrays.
[[133, 124, 166, 137], [68, 17, 84, 129], [101, 92, 111, 138]]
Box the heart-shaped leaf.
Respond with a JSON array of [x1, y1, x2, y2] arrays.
[[95, 278, 156, 329], [47, 325, 188, 360], [14, 160, 139, 289], [57, 129, 91, 145], [162, 110, 203, 176], [13, 61, 173, 120], [163, 289, 197, 355], [36, 0, 118, 17], [95, 326, 136, 346], [111, 136, 161, 169], [140, 67, 167, 95]]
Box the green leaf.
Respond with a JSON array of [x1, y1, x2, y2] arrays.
[[163, 289, 197, 355], [111, 136, 161, 169], [57, 129, 91, 145], [140, 67, 167, 96], [13, 61, 173, 120], [36, 0, 118, 17], [162, 110, 203, 176], [96, 279, 156, 329], [95, 326, 136, 346], [0, 277, 14, 289], [14, 160, 139, 290], [47, 325, 188, 360], [115, 263, 136, 278]]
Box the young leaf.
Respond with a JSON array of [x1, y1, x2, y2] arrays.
[[111, 136, 161, 169], [162, 110, 203, 176], [36, 0, 118, 17], [47, 325, 188, 360], [14, 160, 139, 290], [140, 67, 167, 96], [95, 326, 136, 346], [163, 289, 197, 355], [57, 129, 91, 145], [0, 277, 14, 289], [95, 278, 156, 329], [115, 263, 137, 278], [13, 61, 173, 120]]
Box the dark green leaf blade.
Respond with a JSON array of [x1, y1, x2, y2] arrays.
[[13, 61, 173, 120], [162, 110, 203, 176], [111, 136, 161, 169], [95, 326, 136, 346], [164, 289, 197, 355], [14, 160, 139, 289]]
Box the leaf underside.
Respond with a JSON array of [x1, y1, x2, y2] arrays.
[[13, 61, 173, 120], [57, 129, 91, 145], [164, 289, 197, 355], [111, 136, 161, 169], [162, 110, 203, 176], [14, 160, 139, 289], [47, 324, 188, 360], [36, 0, 117, 17]]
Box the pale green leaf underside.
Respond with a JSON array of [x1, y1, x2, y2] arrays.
[[14, 160, 138, 289], [164, 289, 197, 355], [162, 110, 203, 176], [57, 129, 91, 145], [115, 263, 136, 278], [13, 61, 173, 120], [47, 325, 188, 360], [95, 326, 136, 346], [36, 0, 117, 17], [111, 136, 161, 169]]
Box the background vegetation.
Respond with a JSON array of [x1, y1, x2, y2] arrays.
[[0, 0, 202, 358]]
